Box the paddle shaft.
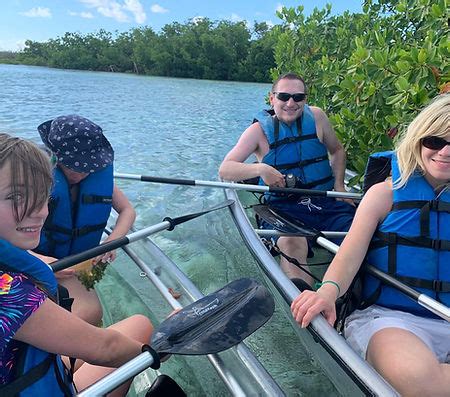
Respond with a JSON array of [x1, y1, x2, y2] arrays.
[[114, 172, 362, 200], [78, 351, 155, 397], [51, 200, 233, 272], [51, 222, 167, 272], [315, 236, 450, 322]]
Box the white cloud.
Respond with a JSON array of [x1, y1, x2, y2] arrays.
[[69, 11, 95, 19], [190, 16, 205, 25], [0, 39, 26, 52], [276, 3, 284, 13], [79, 0, 146, 23], [124, 0, 146, 23], [150, 4, 168, 14], [230, 13, 242, 22], [20, 7, 51, 18]]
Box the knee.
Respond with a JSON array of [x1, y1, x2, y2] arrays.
[[69, 294, 103, 325], [79, 301, 103, 326], [128, 314, 154, 342], [277, 236, 308, 253]]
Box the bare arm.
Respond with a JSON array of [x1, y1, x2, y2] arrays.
[[107, 185, 136, 242], [291, 181, 393, 327], [94, 185, 136, 263], [14, 298, 142, 367], [312, 107, 347, 192], [219, 123, 285, 186]]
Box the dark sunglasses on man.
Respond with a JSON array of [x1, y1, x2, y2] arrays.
[[273, 92, 307, 102], [421, 136, 450, 151]]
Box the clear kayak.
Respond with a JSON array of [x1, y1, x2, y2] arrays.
[[223, 186, 399, 397]]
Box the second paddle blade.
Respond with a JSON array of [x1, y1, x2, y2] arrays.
[[151, 278, 274, 355]]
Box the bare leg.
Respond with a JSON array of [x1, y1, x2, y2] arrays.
[[367, 328, 450, 397], [277, 236, 313, 285], [74, 314, 153, 397], [59, 275, 103, 325]]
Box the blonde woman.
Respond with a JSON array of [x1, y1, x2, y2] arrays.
[[291, 95, 450, 396]]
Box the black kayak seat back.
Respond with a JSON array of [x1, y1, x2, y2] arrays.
[[145, 374, 187, 397]]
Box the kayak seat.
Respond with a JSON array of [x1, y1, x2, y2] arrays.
[[145, 374, 187, 397]]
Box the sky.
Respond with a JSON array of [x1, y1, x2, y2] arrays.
[[0, 0, 363, 51]]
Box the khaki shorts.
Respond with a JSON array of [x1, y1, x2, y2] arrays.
[[344, 305, 450, 363]]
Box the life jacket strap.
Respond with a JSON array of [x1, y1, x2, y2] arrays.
[[45, 222, 107, 238], [269, 134, 316, 150], [0, 355, 54, 396], [82, 194, 113, 205], [396, 275, 450, 293], [371, 231, 450, 251], [271, 154, 330, 171]]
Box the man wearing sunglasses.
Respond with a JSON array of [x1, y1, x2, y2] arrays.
[[219, 72, 355, 286]]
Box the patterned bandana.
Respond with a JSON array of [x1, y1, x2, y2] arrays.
[[38, 115, 114, 173]]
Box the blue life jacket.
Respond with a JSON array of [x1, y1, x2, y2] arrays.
[[36, 165, 113, 258], [255, 106, 334, 202], [363, 151, 450, 317], [0, 239, 75, 396]]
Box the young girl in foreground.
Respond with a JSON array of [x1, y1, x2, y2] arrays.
[[291, 94, 450, 396], [0, 133, 153, 396]]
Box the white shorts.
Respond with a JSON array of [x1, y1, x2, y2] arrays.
[[344, 305, 450, 363]]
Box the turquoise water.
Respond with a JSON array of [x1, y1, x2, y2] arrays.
[[0, 64, 339, 395]]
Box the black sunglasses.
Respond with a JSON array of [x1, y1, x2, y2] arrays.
[[273, 92, 307, 102], [421, 136, 450, 150]]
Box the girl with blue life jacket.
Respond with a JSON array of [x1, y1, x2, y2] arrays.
[[219, 72, 355, 286], [291, 95, 450, 396], [33, 115, 136, 325], [0, 133, 153, 396]]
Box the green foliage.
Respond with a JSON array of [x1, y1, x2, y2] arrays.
[[14, 19, 276, 82], [272, 0, 449, 183], [77, 261, 109, 291]]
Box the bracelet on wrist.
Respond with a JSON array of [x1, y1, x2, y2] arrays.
[[314, 280, 341, 297]]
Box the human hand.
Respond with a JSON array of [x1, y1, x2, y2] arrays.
[[29, 251, 57, 264], [93, 250, 116, 265], [260, 164, 285, 187], [336, 196, 356, 206], [334, 185, 356, 207], [291, 289, 337, 328], [55, 269, 76, 280]]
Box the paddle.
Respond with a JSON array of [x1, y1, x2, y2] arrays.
[[253, 204, 450, 322], [114, 172, 362, 200], [77, 278, 275, 396], [255, 229, 347, 238], [51, 200, 233, 272]]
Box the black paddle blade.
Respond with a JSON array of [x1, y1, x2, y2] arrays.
[[253, 204, 319, 237], [151, 278, 274, 355]]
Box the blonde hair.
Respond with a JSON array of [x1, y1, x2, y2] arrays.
[[0, 133, 53, 223], [395, 94, 450, 188]]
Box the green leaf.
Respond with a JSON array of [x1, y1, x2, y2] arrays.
[[431, 3, 443, 17], [418, 49, 427, 64], [396, 60, 410, 73], [386, 93, 404, 105], [395, 76, 409, 91]]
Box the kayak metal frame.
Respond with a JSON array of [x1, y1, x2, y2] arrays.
[[224, 187, 399, 397], [85, 214, 285, 397]]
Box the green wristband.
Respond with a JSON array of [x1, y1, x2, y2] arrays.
[[314, 280, 341, 296]]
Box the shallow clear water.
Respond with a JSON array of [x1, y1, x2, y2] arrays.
[[0, 64, 340, 395]]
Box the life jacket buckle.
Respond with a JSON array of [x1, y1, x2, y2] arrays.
[[431, 239, 441, 250], [429, 200, 439, 210], [432, 280, 443, 292]]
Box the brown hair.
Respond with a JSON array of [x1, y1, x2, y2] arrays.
[[0, 133, 53, 223], [272, 72, 308, 93]]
